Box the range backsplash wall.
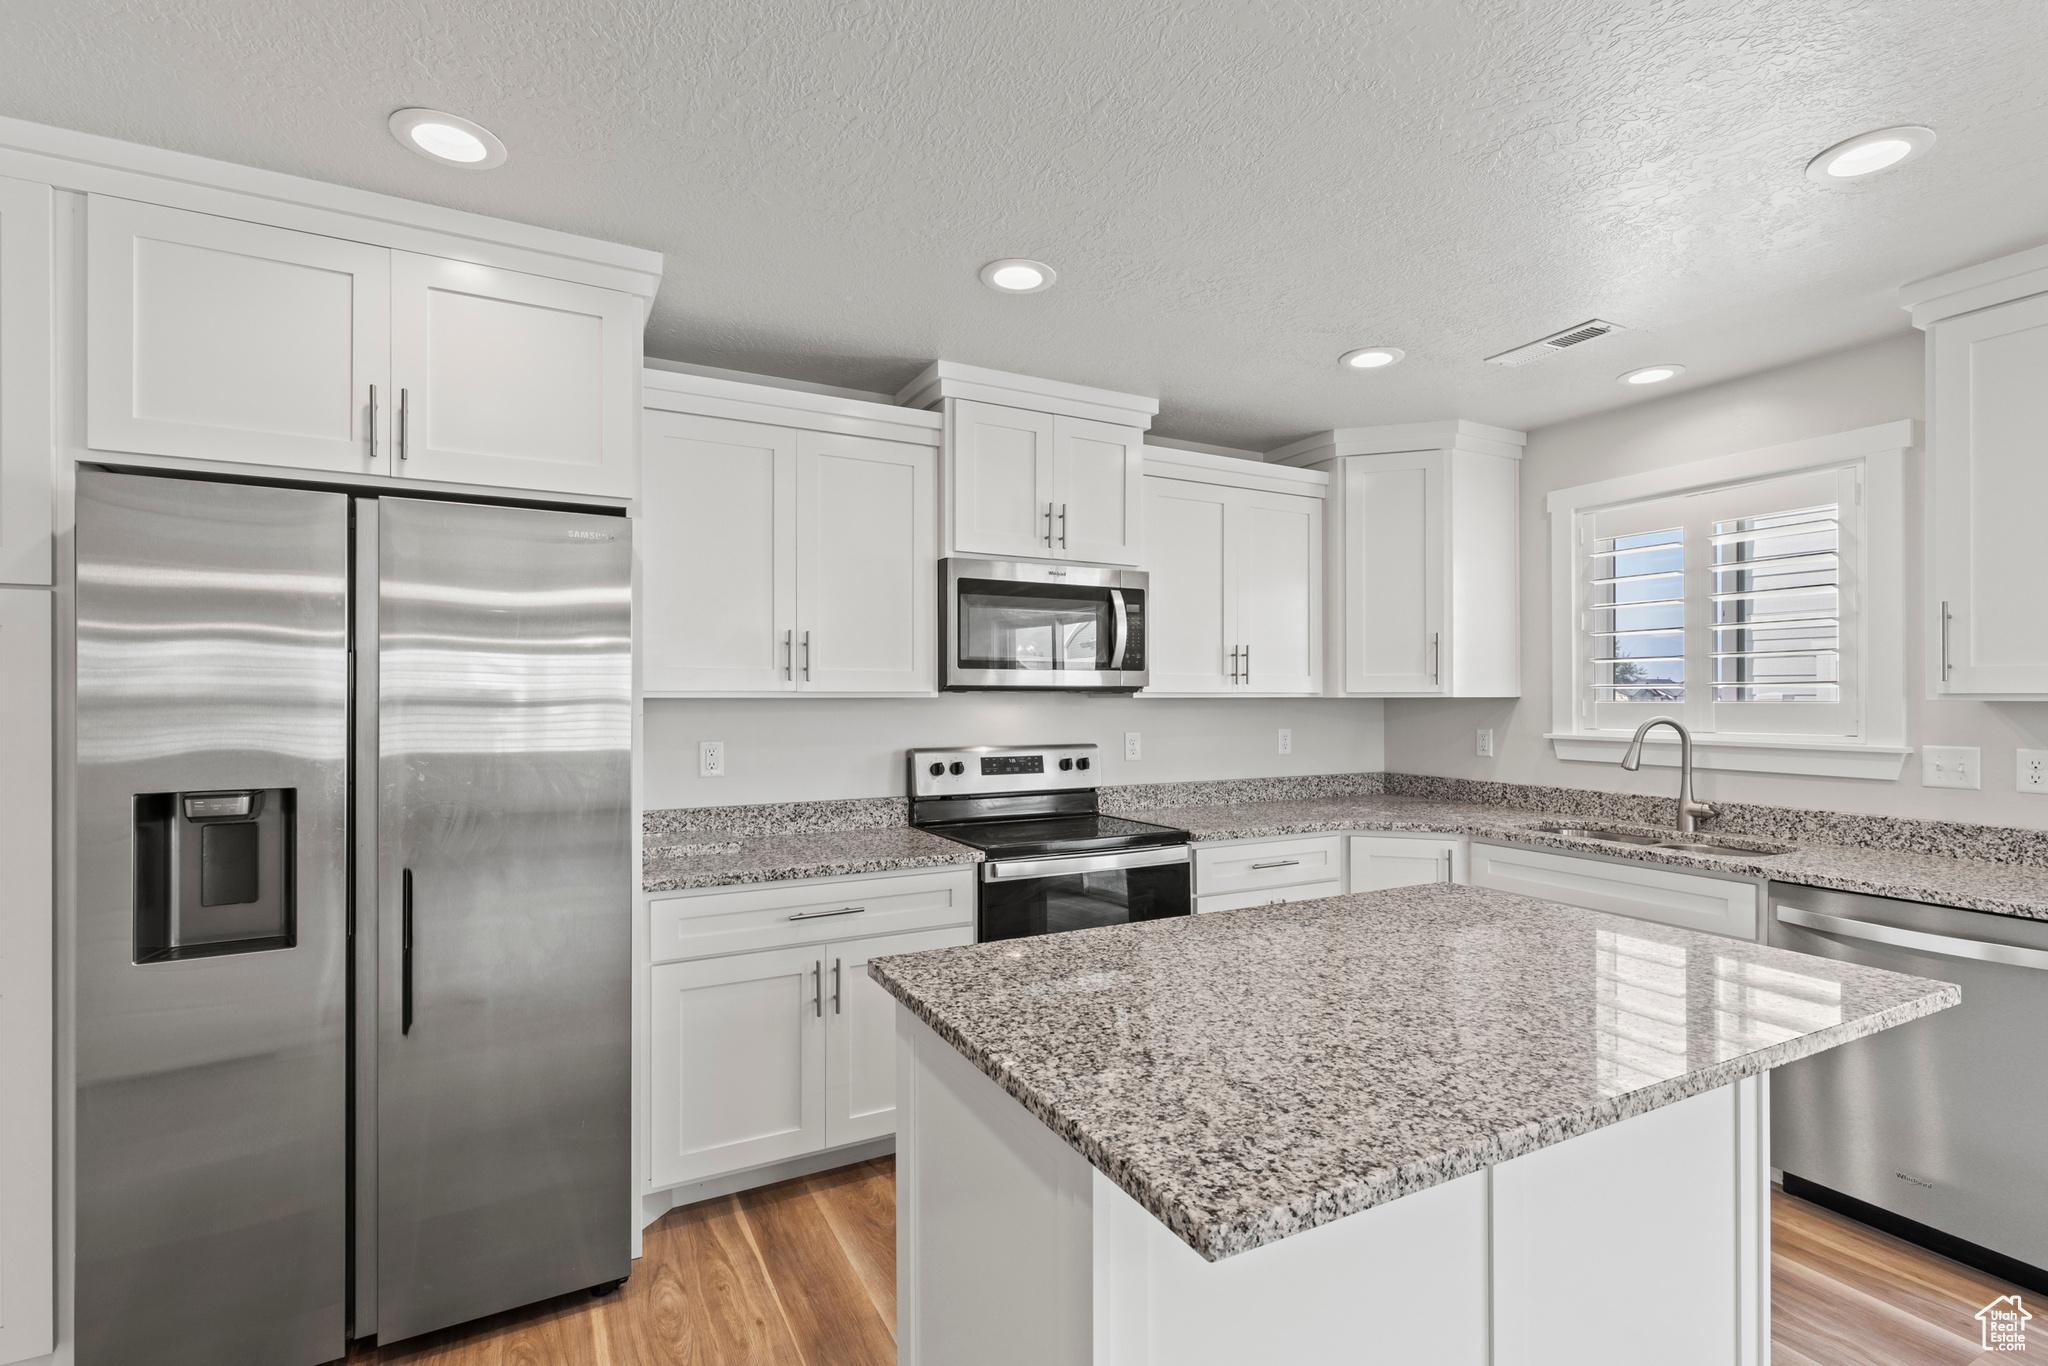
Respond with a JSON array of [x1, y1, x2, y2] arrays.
[[642, 695, 1386, 809], [1384, 330, 2048, 830]]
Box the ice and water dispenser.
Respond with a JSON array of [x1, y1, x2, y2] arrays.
[[132, 788, 296, 962]]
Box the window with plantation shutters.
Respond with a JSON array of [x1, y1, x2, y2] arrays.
[[1578, 465, 1861, 741]]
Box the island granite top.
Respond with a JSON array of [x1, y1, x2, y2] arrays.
[[868, 884, 1957, 1262]]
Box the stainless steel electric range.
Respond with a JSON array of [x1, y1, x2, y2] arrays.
[[908, 744, 1191, 942]]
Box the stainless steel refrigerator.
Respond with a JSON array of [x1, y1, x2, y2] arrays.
[[73, 469, 632, 1365]]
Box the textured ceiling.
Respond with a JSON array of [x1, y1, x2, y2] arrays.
[[4, 0, 2046, 449]]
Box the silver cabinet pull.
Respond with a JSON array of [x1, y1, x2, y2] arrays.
[[1439, 851, 1452, 883], [1044, 502, 1055, 547], [832, 959, 843, 1014], [1059, 503, 1068, 549], [1242, 644, 1250, 684], [788, 905, 865, 921], [1940, 601, 1952, 681], [812, 961, 823, 1016], [368, 384, 378, 460], [1776, 904, 2048, 971], [397, 387, 411, 461], [1227, 645, 1239, 683], [783, 629, 793, 681], [802, 630, 812, 681], [1250, 858, 1300, 869], [1430, 631, 1441, 682]]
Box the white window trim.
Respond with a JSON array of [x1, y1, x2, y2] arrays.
[[1545, 420, 1912, 781]]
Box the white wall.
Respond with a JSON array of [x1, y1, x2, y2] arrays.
[[644, 695, 1385, 809], [1384, 330, 2048, 830]]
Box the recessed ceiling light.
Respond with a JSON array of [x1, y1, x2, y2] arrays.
[[980, 259, 1056, 293], [1339, 347, 1405, 370], [388, 108, 508, 169], [1619, 364, 1685, 386], [1805, 125, 1935, 183]]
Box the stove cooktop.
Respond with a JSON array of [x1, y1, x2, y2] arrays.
[[922, 813, 1189, 860]]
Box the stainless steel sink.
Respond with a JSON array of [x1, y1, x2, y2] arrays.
[[1523, 821, 1794, 857]]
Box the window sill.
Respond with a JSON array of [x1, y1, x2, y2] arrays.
[[1544, 733, 1912, 781]]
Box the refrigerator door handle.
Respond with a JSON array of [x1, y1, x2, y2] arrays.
[[402, 868, 414, 1035]]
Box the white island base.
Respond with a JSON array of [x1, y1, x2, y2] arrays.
[[895, 1008, 1770, 1366]]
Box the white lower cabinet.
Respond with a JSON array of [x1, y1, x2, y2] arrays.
[[646, 868, 972, 1191], [1348, 834, 1468, 890], [1469, 841, 1760, 940], [1197, 880, 1344, 914]]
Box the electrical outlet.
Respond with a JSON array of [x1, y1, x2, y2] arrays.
[[699, 740, 725, 778], [2019, 749, 2048, 794], [1124, 731, 1142, 761], [1921, 745, 1980, 790], [1476, 728, 1494, 758], [1277, 728, 1292, 755]]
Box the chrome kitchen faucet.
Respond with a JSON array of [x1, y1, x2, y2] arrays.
[[1620, 716, 1715, 836]]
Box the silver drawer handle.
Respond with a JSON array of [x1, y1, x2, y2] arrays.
[[789, 906, 866, 921], [1250, 859, 1301, 869], [1776, 904, 2048, 971]]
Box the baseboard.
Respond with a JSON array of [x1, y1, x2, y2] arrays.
[[642, 1137, 896, 1226], [1780, 1172, 2048, 1296]]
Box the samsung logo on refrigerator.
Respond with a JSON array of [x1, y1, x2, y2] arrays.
[[566, 529, 616, 541]]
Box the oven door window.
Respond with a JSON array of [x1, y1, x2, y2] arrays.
[[958, 580, 1113, 672], [979, 861, 1190, 941]]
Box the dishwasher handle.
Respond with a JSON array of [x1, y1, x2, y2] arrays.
[[1775, 903, 2048, 972]]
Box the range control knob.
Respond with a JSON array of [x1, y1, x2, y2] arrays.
[[1076, 756, 1091, 771], [1058, 757, 1074, 771], [948, 761, 966, 776], [928, 762, 945, 777]]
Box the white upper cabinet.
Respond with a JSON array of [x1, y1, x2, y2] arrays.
[[639, 371, 941, 696], [389, 253, 641, 497], [87, 196, 391, 474], [898, 361, 1156, 566], [1270, 421, 1523, 698], [1904, 248, 2048, 698], [84, 196, 653, 497], [1141, 449, 1326, 695], [0, 176, 53, 587]]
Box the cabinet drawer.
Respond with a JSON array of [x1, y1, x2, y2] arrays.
[[651, 868, 975, 963], [1469, 842, 1759, 940], [1195, 879, 1345, 914], [1194, 836, 1344, 895], [1348, 834, 1467, 891]]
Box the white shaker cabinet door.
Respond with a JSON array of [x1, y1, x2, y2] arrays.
[[950, 399, 1055, 558], [1344, 450, 1445, 694], [390, 253, 641, 497], [649, 947, 827, 1188], [1143, 478, 1235, 693], [1051, 414, 1144, 565], [795, 430, 934, 693], [87, 196, 391, 473], [824, 925, 972, 1148], [0, 588, 52, 1365], [0, 177, 53, 587], [1930, 292, 2048, 696], [640, 411, 797, 694], [1236, 489, 1321, 694], [1348, 835, 1466, 891]]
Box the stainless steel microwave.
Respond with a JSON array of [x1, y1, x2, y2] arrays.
[[941, 558, 1148, 691]]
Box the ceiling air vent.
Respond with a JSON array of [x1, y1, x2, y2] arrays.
[[1485, 319, 1626, 368]]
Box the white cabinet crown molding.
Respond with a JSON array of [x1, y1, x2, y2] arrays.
[[1899, 240, 2048, 328], [0, 114, 662, 298], [1142, 445, 1330, 497], [643, 367, 942, 446], [896, 359, 1158, 429], [1266, 419, 1527, 466]]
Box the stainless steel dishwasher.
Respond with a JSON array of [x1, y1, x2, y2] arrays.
[[1769, 881, 2048, 1290]]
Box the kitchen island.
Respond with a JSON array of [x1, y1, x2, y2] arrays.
[[869, 884, 1958, 1366]]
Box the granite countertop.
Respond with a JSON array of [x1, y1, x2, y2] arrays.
[[869, 884, 1958, 1262], [1140, 793, 2048, 922], [643, 826, 981, 892]]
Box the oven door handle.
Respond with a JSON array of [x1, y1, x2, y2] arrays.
[[983, 844, 1189, 881], [1108, 588, 1130, 671]]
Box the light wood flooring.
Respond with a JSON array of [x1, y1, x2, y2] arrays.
[[347, 1162, 2039, 1365]]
